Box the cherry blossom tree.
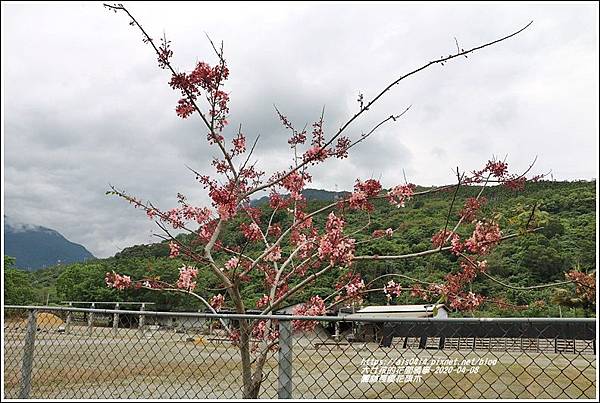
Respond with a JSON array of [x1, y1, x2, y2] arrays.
[[103, 4, 593, 397]]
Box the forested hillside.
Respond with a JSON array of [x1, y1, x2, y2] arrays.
[[5, 180, 596, 317]]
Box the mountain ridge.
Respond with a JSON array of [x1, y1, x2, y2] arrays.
[[4, 218, 95, 271]]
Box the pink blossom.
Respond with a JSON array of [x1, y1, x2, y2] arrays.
[[388, 184, 415, 208], [232, 133, 246, 155], [565, 270, 596, 301], [431, 229, 463, 255], [176, 265, 198, 290], [410, 285, 429, 300], [251, 320, 280, 347], [105, 271, 132, 290], [477, 260, 488, 272], [209, 294, 225, 311], [241, 222, 262, 242], [228, 329, 241, 345], [335, 272, 364, 305], [169, 241, 180, 258], [459, 197, 487, 223], [146, 208, 157, 220], [344, 277, 365, 298], [349, 179, 382, 211], [268, 223, 282, 238], [348, 190, 368, 210], [449, 292, 485, 311], [372, 229, 385, 238], [355, 179, 382, 197], [292, 296, 326, 331], [281, 171, 308, 201], [465, 220, 502, 255], [318, 212, 356, 266], [256, 294, 271, 309], [265, 245, 282, 262], [224, 257, 240, 271], [384, 280, 402, 300], [303, 145, 328, 163]]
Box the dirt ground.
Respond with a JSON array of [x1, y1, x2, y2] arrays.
[[3, 324, 596, 399]]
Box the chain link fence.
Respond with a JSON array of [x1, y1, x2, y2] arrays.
[[3, 306, 596, 399]]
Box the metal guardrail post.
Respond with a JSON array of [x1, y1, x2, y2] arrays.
[[278, 320, 293, 399], [87, 302, 95, 335], [65, 302, 72, 334], [19, 309, 37, 399], [113, 303, 120, 335]]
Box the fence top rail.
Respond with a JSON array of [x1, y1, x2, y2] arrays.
[[3, 305, 597, 324]]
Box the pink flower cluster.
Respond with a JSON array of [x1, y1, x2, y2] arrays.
[[372, 228, 394, 239], [228, 330, 241, 345], [268, 223, 282, 238], [241, 222, 262, 242], [431, 229, 463, 255], [318, 212, 356, 266], [426, 259, 488, 311], [303, 145, 328, 163], [384, 280, 403, 300], [292, 296, 326, 331], [176, 265, 198, 290], [169, 61, 230, 128], [344, 276, 365, 298], [348, 190, 368, 210], [264, 245, 282, 262], [231, 133, 246, 155], [224, 257, 239, 271], [458, 197, 487, 223], [449, 291, 485, 310], [565, 270, 596, 301], [197, 219, 218, 244], [464, 220, 502, 255], [160, 205, 212, 229], [410, 285, 429, 300], [268, 192, 292, 210], [251, 321, 280, 351], [467, 159, 541, 191], [281, 171, 309, 201], [387, 184, 415, 208], [105, 271, 132, 290], [256, 294, 271, 309], [349, 179, 382, 211], [169, 241, 180, 258], [334, 272, 365, 305], [209, 294, 225, 311]]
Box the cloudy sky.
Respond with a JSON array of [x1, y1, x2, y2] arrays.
[[2, 2, 598, 258]]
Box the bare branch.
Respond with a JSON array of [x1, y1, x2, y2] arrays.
[[243, 21, 533, 199]]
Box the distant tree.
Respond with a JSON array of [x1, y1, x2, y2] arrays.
[[4, 256, 36, 305], [56, 263, 118, 302]]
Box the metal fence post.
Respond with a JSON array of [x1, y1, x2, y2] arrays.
[[19, 309, 37, 399], [139, 303, 145, 334], [65, 302, 72, 334], [113, 303, 120, 335], [278, 320, 293, 399], [87, 302, 95, 335]]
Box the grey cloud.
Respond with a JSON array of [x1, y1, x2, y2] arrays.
[[2, 3, 598, 257]]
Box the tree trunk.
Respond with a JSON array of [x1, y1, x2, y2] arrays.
[[239, 319, 257, 398], [240, 322, 271, 399]]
